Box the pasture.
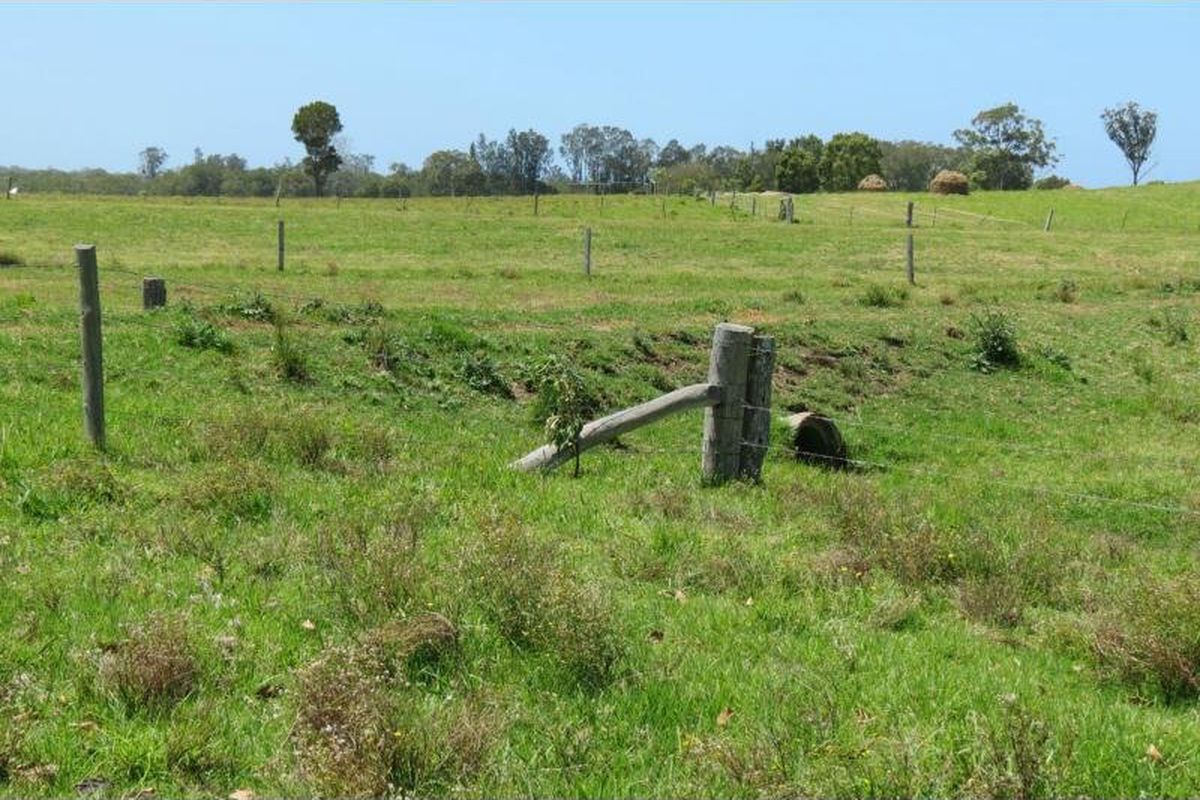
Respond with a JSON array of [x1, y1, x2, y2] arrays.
[[1, 185, 1199, 797]]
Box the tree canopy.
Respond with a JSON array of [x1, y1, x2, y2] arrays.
[[954, 103, 1058, 190], [1101, 102, 1157, 186]]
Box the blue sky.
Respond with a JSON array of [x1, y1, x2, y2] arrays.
[[4, 2, 1197, 187]]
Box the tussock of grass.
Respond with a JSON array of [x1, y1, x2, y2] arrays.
[[0, 250, 25, 267], [465, 523, 625, 688], [1091, 572, 1200, 701], [98, 614, 199, 709]]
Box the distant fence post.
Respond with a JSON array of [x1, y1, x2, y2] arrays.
[[751, 196, 757, 217], [583, 227, 592, 277], [906, 201, 914, 228], [5, 175, 12, 200], [1121, 210, 1129, 231], [142, 277, 166, 310], [786, 196, 794, 224], [739, 334, 775, 481], [906, 233, 915, 285], [75, 245, 105, 450], [277, 220, 285, 271], [534, 192, 539, 217], [1043, 208, 1055, 232], [701, 323, 753, 484]]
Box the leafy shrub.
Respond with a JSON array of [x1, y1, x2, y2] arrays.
[[859, 283, 907, 308], [1034, 174, 1072, 190], [456, 352, 512, 397], [1053, 278, 1078, 304], [969, 309, 1021, 372], [528, 355, 601, 477], [174, 311, 233, 353]]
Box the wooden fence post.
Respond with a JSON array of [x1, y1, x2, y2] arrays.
[[906, 233, 915, 285], [534, 192, 539, 216], [75, 245, 105, 450], [701, 323, 753, 484], [906, 201, 914, 228], [583, 227, 592, 277], [277, 220, 285, 271], [142, 277, 166, 309], [786, 196, 794, 224], [5, 175, 12, 200], [751, 196, 757, 217], [739, 334, 775, 481], [1043, 208, 1055, 232]]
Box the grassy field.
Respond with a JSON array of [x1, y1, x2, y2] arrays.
[[1, 184, 1199, 798]]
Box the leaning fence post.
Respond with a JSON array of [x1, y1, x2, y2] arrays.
[[583, 227, 592, 277], [738, 334, 775, 481], [76, 245, 105, 450], [702, 323, 753, 484], [277, 220, 285, 271], [1043, 208, 1055, 233], [142, 277, 166, 310]]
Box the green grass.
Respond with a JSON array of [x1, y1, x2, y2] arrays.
[[1, 185, 1199, 797]]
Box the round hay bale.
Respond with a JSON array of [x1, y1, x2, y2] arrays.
[[785, 412, 847, 468], [929, 170, 969, 195], [857, 174, 888, 192]]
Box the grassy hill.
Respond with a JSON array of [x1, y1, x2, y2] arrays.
[[1, 185, 1199, 797]]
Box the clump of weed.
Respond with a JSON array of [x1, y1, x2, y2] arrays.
[[1091, 572, 1200, 701], [166, 702, 243, 783], [272, 319, 312, 383], [859, 284, 908, 308], [99, 614, 199, 709], [465, 523, 625, 688], [0, 251, 26, 267], [1129, 347, 1157, 384], [356, 324, 431, 382], [1148, 307, 1190, 345], [456, 351, 512, 398], [293, 614, 473, 797], [220, 291, 276, 323], [1053, 278, 1078, 303], [293, 645, 396, 798], [969, 694, 1069, 800], [969, 309, 1021, 372], [782, 289, 806, 305], [1034, 344, 1073, 372], [285, 415, 334, 468], [173, 309, 233, 353]]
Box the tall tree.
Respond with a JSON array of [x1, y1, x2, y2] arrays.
[[1101, 101, 1157, 186], [291, 100, 343, 197], [953, 103, 1057, 190], [506, 128, 552, 193], [818, 132, 882, 192], [776, 136, 823, 193], [137, 147, 168, 180]]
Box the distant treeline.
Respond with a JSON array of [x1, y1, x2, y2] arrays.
[[5, 117, 1072, 199]]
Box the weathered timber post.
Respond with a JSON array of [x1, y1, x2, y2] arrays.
[[583, 227, 592, 277], [701, 323, 753, 484], [534, 192, 539, 216], [906, 201, 914, 228], [906, 233, 915, 285], [76, 245, 105, 450], [786, 196, 794, 224], [1043, 208, 1055, 232], [5, 175, 12, 200], [274, 176, 283, 208], [277, 220, 285, 271], [710, 190, 716, 206], [932, 207, 938, 227], [661, 198, 667, 219], [738, 334, 775, 481], [142, 277, 167, 310], [751, 196, 757, 217]]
